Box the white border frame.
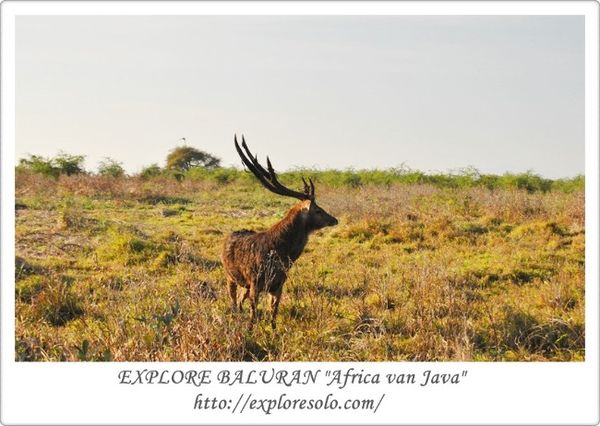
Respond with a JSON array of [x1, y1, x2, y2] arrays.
[[1, 2, 598, 425]]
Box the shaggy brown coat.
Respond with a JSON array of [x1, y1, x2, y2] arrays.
[[222, 199, 337, 329]]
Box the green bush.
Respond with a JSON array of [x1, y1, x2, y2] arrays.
[[98, 158, 125, 178], [139, 164, 163, 179], [17, 155, 59, 178], [498, 172, 553, 193], [53, 153, 86, 176], [551, 175, 585, 193], [18, 153, 85, 177]]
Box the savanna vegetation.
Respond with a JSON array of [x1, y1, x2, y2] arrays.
[[15, 151, 585, 361]]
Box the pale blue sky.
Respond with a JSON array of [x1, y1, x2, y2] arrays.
[[16, 15, 584, 178]]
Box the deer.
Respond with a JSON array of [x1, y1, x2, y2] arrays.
[[221, 135, 338, 330]]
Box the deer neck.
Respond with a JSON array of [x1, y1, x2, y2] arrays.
[[267, 204, 309, 263]]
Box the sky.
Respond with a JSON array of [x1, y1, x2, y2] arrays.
[[16, 15, 584, 178]]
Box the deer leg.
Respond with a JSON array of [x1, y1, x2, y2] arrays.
[[227, 278, 238, 312], [248, 285, 259, 330], [269, 288, 283, 330], [238, 287, 249, 312]]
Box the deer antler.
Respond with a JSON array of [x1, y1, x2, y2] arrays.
[[234, 134, 314, 201]]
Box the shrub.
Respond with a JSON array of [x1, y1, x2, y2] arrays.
[[499, 172, 553, 193], [343, 172, 362, 188], [186, 166, 242, 184], [211, 167, 239, 184], [53, 152, 86, 176], [139, 164, 163, 179], [98, 158, 125, 178], [552, 175, 585, 193], [17, 155, 59, 178], [18, 152, 85, 177]]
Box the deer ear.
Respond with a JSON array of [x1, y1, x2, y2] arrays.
[[300, 199, 311, 210]]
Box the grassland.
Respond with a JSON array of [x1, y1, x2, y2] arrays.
[[15, 171, 585, 361]]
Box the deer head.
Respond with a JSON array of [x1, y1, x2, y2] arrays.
[[234, 135, 338, 231]]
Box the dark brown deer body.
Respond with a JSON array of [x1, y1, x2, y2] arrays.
[[222, 136, 337, 329]]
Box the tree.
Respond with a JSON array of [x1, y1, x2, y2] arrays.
[[98, 158, 125, 178], [166, 146, 220, 171], [53, 152, 85, 176], [17, 152, 85, 177], [18, 155, 59, 178]]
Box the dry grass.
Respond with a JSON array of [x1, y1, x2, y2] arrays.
[[15, 174, 584, 361]]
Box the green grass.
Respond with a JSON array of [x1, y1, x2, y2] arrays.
[[15, 172, 585, 361]]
